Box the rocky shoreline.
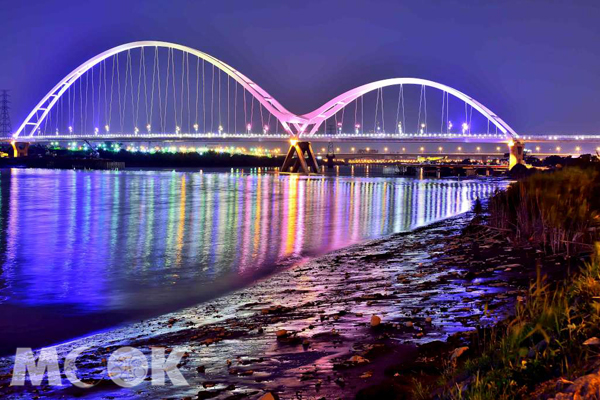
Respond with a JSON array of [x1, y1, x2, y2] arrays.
[[0, 209, 559, 399]]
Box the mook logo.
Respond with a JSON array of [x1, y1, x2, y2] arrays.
[[10, 346, 189, 388]]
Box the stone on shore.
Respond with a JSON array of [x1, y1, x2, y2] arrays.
[[583, 337, 600, 346], [370, 315, 381, 327], [450, 346, 469, 361]]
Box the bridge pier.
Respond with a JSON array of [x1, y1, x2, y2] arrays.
[[508, 140, 525, 170], [11, 141, 30, 157], [281, 140, 320, 174]]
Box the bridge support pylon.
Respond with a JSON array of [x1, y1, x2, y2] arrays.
[[10, 141, 29, 157], [508, 140, 524, 170], [281, 140, 320, 174]]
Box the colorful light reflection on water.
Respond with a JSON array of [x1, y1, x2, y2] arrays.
[[0, 168, 502, 352]]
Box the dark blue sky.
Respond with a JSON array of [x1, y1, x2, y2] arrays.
[[1, 0, 598, 134]]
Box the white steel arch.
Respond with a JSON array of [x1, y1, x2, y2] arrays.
[[300, 78, 518, 138], [14, 43, 517, 140], [13, 41, 307, 138]]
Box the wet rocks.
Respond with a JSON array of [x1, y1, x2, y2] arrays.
[[450, 346, 469, 362], [370, 315, 381, 327], [275, 329, 288, 339], [261, 305, 290, 315], [550, 369, 600, 400], [333, 354, 371, 370], [583, 337, 600, 346]]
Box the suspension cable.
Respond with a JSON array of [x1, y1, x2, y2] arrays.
[[186, 53, 190, 133], [210, 64, 214, 132], [440, 89, 445, 134], [218, 69, 221, 130], [91, 64, 95, 131], [180, 50, 185, 132], [423, 86, 427, 134], [171, 48, 177, 131], [128, 50, 135, 132], [117, 53, 123, 133], [163, 48, 171, 133], [227, 74, 230, 133], [234, 80, 237, 134], [202, 59, 205, 133], [380, 87, 385, 133], [417, 85, 423, 132], [374, 88, 380, 133], [401, 85, 406, 134]]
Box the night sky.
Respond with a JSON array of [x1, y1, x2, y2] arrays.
[[1, 0, 598, 135]]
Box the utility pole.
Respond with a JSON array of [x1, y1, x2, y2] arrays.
[[0, 90, 12, 137]]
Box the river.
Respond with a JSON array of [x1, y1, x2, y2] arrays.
[[0, 166, 503, 355]]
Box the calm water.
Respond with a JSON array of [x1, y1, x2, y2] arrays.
[[0, 167, 502, 353]]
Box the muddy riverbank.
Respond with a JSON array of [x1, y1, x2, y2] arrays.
[[0, 208, 553, 399]]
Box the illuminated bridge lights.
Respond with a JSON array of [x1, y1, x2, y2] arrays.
[[13, 41, 520, 141], [12, 41, 600, 148]]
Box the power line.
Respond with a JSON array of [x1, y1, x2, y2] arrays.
[[0, 90, 12, 137]]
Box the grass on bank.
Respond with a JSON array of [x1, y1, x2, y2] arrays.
[[439, 167, 600, 399], [443, 258, 600, 399], [488, 167, 600, 255]]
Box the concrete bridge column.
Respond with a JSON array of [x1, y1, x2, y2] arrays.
[[11, 141, 30, 157], [508, 140, 525, 170]]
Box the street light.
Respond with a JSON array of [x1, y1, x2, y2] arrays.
[[457, 146, 462, 152], [263, 125, 269, 134], [338, 122, 342, 134], [438, 146, 443, 153], [193, 123, 199, 133], [397, 122, 403, 134], [384, 147, 388, 152], [246, 124, 251, 134], [351, 147, 355, 152], [476, 146, 481, 152], [420, 123, 426, 134], [448, 121, 453, 131], [420, 146, 425, 152], [146, 124, 151, 133], [556, 146, 561, 152], [462, 123, 469, 134], [575, 146, 581, 152], [355, 124, 360, 134]]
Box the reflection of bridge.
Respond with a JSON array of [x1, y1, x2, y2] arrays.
[[6, 41, 598, 171]]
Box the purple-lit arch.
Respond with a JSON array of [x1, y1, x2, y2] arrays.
[[300, 78, 518, 138], [13, 41, 308, 138], [14, 43, 517, 139]]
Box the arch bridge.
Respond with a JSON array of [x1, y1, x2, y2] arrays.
[[10, 41, 525, 170]]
